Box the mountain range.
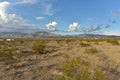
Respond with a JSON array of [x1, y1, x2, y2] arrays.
[[0, 32, 120, 39]]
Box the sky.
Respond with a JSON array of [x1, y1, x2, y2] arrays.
[[0, 0, 120, 35]]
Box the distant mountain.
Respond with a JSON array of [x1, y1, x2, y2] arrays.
[[0, 32, 120, 39], [62, 34, 120, 38], [0, 32, 59, 39]]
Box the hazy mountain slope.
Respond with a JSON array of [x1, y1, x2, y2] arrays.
[[0, 32, 59, 38]]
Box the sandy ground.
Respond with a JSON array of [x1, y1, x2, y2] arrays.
[[0, 39, 120, 80]]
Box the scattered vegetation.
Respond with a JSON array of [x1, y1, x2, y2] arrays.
[[106, 39, 120, 45], [0, 38, 120, 80], [32, 41, 46, 54], [58, 57, 108, 80], [80, 42, 90, 47], [85, 47, 99, 54]]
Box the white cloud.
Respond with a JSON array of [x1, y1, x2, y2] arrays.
[[41, 3, 53, 16], [102, 31, 120, 36], [15, 0, 38, 4], [0, 1, 11, 23], [46, 21, 57, 31], [88, 18, 96, 21], [14, 0, 55, 16], [69, 22, 80, 31], [36, 16, 45, 20], [0, 1, 36, 33]]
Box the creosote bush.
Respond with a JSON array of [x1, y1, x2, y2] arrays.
[[0, 47, 18, 64], [32, 41, 46, 54], [58, 57, 108, 80], [106, 40, 119, 45], [80, 42, 90, 47], [85, 47, 99, 54]]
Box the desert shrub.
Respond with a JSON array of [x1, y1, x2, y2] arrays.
[[80, 42, 90, 47], [85, 47, 99, 54], [65, 40, 72, 44], [62, 57, 90, 79], [106, 40, 119, 45], [19, 40, 25, 44], [94, 68, 108, 80], [56, 76, 64, 80], [0, 49, 16, 64], [32, 41, 46, 54], [0, 41, 6, 45], [59, 57, 108, 80], [56, 39, 63, 43], [94, 42, 99, 45]]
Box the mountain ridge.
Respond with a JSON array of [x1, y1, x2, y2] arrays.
[[0, 32, 120, 39]]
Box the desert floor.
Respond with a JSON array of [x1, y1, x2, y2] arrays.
[[0, 38, 120, 80]]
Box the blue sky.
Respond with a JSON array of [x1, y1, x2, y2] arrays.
[[0, 0, 120, 35]]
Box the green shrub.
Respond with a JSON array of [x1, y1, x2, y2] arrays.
[[56, 76, 64, 80], [58, 57, 108, 80], [106, 40, 119, 45], [32, 41, 46, 54], [94, 68, 108, 80], [0, 49, 16, 64], [62, 57, 91, 80], [80, 42, 90, 47], [85, 47, 98, 54], [94, 42, 99, 45], [60, 57, 108, 80], [19, 40, 25, 44]]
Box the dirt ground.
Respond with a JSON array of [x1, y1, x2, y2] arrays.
[[0, 38, 120, 80]]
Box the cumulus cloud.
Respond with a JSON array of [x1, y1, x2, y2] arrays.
[[0, 1, 36, 33], [0, 1, 11, 23], [36, 16, 45, 20], [69, 22, 80, 31], [46, 21, 57, 31]]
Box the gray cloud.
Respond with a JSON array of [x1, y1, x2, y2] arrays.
[[105, 24, 111, 28], [112, 20, 117, 24], [82, 24, 102, 34], [112, 10, 120, 15]]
